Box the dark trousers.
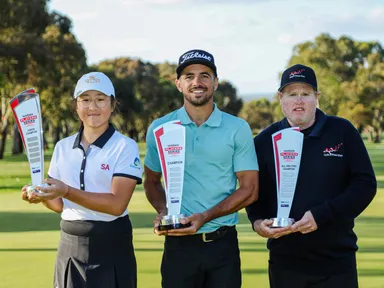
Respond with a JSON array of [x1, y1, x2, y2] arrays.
[[161, 227, 241, 288], [269, 263, 358, 288], [55, 216, 137, 288]]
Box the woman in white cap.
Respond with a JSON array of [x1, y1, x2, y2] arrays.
[[21, 72, 143, 288]]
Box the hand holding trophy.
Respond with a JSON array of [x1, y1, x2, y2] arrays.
[[270, 127, 303, 228], [10, 88, 48, 197], [153, 120, 191, 230]]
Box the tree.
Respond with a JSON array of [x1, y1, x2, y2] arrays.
[[0, 0, 53, 157], [35, 13, 87, 145], [286, 33, 384, 142], [239, 98, 274, 132], [215, 81, 243, 116]]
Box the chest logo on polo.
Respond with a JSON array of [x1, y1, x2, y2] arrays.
[[101, 164, 110, 170], [323, 143, 343, 157]]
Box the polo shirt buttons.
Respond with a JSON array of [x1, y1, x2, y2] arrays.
[[196, 137, 200, 141], [81, 184, 84, 187], [81, 170, 84, 173]]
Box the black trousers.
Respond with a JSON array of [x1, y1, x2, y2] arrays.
[[269, 262, 358, 288], [161, 227, 241, 288]]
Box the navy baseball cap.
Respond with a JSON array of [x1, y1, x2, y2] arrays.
[[278, 64, 318, 92], [176, 49, 217, 79]]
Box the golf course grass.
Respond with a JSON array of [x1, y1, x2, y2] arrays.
[[0, 141, 383, 287]]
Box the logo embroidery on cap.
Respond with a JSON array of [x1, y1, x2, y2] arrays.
[[180, 51, 212, 64], [323, 143, 343, 157], [289, 69, 306, 79], [85, 76, 100, 84]]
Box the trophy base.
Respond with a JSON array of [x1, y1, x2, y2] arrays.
[[158, 214, 191, 231], [270, 218, 295, 228], [26, 183, 49, 197]]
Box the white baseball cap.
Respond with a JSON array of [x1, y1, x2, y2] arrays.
[[73, 72, 115, 99]]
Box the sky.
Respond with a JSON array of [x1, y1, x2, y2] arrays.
[[48, 0, 384, 96]]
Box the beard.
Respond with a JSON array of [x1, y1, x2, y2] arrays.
[[183, 87, 214, 107]]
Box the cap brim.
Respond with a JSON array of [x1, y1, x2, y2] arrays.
[[176, 60, 217, 78], [278, 81, 317, 92], [74, 89, 114, 99]]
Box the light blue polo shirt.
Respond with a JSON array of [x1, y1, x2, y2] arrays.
[[145, 104, 258, 233]]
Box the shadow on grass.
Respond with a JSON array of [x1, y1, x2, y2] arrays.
[[358, 269, 384, 277], [0, 248, 57, 252], [0, 184, 29, 191], [241, 268, 384, 277], [242, 269, 268, 274], [358, 247, 384, 253], [0, 212, 157, 232], [357, 216, 384, 224]]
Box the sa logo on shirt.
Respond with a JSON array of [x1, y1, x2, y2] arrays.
[[130, 157, 141, 170], [101, 164, 110, 170]]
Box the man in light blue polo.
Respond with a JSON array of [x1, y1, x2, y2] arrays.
[[144, 49, 259, 288]]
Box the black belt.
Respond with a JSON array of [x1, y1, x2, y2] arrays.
[[201, 226, 236, 242]]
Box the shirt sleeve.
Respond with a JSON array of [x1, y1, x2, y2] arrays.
[[246, 134, 275, 228], [113, 140, 143, 184], [144, 121, 162, 173], [310, 122, 377, 226], [233, 121, 259, 172], [47, 143, 60, 180]]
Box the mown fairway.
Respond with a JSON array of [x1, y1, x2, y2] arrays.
[[0, 142, 383, 287]]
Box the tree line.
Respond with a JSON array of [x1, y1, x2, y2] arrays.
[[1, 1, 383, 159], [241, 34, 384, 143]]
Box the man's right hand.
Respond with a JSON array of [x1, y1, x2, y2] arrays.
[[253, 219, 293, 239]]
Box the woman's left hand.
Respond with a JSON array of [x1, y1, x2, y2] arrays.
[[33, 178, 69, 201]]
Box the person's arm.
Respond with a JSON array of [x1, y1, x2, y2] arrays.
[[167, 170, 258, 236], [21, 185, 63, 213], [310, 123, 377, 226], [144, 165, 167, 215], [168, 121, 259, 236], [203, 170, 258, 222], [245, 132, 293, 239], [41, 199, 63, 213], [35, 176, 137, 216], [35, 138, 143, 216]]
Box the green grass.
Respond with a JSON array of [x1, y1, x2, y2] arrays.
[[0, 142, 383, 287]]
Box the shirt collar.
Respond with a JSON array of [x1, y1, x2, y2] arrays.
[[177, 103, 222, 127], [277, 108, 327, 137], [72, 124, 115, 149]]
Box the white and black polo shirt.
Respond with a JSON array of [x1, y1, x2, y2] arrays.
[[48, 124, 143, 222]]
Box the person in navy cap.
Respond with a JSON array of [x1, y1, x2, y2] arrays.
[[144, 49, 259, 288], [246, 64, 376, 288], [21, 72, 143, 288]]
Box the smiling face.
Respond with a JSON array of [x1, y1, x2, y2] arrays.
[[278, 83, 319, 129], [175, 64, 218, 107], [76, 90, 113, 131]]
